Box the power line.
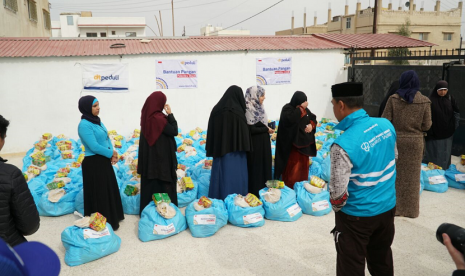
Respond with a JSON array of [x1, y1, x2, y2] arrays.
[[207, 0, 284, 35], [53, 0, 228, 13], [187, 0, 250, 28], [50, 0, 167, 8]]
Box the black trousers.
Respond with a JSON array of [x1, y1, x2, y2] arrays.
[[332, 207, 396, 276]]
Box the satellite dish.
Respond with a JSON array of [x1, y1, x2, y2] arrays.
[[405, 1, 410, 8]]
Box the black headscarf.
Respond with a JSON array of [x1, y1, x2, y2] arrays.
[[428, 80, 457, 139], [206, 85, 252, 158], [78, 95, 101, 125], [379, 81, 400, 117], [274, 91, 317, 180]]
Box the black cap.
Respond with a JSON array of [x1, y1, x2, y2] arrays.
[[331, 82, 363, 98]]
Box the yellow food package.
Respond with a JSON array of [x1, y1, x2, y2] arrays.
[[32, 157, 46, 167], [132, 129, 140, 138], [42, 133, 52, 140], [56, 134, 66, 139], [114, 135, 124, 141], [195, 127, 203, 133], [181, 177, 194, 190], [129, 159, 138, 171], [34, 140, 48, 151], [114, 141, 122, 148], [81, 145, 85, 152], [189, 130, 196, 137], [177, 164, 187, 171], [183, 139, 194, 146], [77, 153, 85, 163], [202, 134, 207, 139], [265, 180, 285, 189], [461, 155, 465, 166], [427, 162, 442, 170], [203, 160, 213, 168], [200, 140, 206, 146], [310, 175, 326, 188], [198, 196, 212, 208], [89, 212, 107, 232], [27, 165, 42, 176], [245, 193, 262, 207], [23, 173, 28, 181], [61, 151, 73, 159], [177, 144, 186, 153], [108, 130, 117, 136], [71, 162, 81, 168]]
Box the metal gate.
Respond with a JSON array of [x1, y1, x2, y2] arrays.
[[350, 64, 465, 155]]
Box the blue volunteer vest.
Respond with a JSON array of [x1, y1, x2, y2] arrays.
[[334, 109, 397, 217]]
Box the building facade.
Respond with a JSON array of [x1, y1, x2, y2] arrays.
[[52, 12, 146, 38], [201, 24, 250, 36], [1, 0, 51, 37], [276, 0, 462, 50]]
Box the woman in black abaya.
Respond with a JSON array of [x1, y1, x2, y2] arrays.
[[206, 85, 252, 200]]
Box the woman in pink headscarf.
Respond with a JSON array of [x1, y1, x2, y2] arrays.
[[138, 91, 179, 215]]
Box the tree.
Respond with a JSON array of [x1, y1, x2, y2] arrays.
[[388, 19, 411, 65]]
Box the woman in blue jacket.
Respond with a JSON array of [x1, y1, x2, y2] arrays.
[[78, 96, 124, 230]]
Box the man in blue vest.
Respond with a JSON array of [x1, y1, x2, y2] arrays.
[[329, 82, 397, 276]]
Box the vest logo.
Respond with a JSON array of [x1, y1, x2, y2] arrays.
[[94, 74, 120, 81], [361, 142, 370, 152], [278, 58, 291, 62]]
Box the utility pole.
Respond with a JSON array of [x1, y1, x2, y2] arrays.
[[159, 10, 164, 37], [182, 26, 186, 36], [154, 15, 162, 37], [371, 0, 378, 58], [171, 0, 175, 36]]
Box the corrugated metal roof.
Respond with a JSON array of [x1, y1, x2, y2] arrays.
[[0, 34, 436, 58], [0, 36, 345, 58], [313, 33, 436, 49]]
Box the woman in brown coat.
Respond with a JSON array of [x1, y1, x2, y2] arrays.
[[382, 70, 432, 218]]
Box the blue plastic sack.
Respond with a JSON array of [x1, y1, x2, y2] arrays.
[[224, 194, 265, 228], [259, 186, 302, 222], [421, 164, 448, 193], [419, 169, 425, 195], [445, 165, 465, 190], [185, 198, 228, 238], [321, 156, 331, 183], [120, 182, 140, 215], [61, 224, 121, 267], [309, 160, 322, 178], [196, 174, 211, 199], [28, 178, 47, 206], [177, 180, 199, 208], [74, 189, 84, 215], [138, 202, 187, 242], [38, 187, 80, 216], [294, 181, 332, 216]]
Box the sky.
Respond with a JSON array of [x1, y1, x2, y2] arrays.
[[49, 0, 465, 37]]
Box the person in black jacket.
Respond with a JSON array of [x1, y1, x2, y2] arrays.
[[138, 91, 178, 215], [442, 233, 465, 276], [0, 115, 40, 246], [244, 86, 273, 196]]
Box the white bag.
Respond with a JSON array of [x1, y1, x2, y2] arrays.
[[156, 202, 176, 219], [263, 188, 281, 204], [234, 195, 249, 208], [176, 169, 186, 179], [48, 189, 66, 203], [456, 163, 465, 173], [193, 202, 205, 211], [304, 182, 323, 194]]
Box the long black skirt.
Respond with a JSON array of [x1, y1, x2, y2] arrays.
[[82, 155, 124, 230], [140, 177, 178, 216]]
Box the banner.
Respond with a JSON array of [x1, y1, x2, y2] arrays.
[[82, 64, 129, 91], [256, 57, 292, 85], [156, 60, 198, 89]]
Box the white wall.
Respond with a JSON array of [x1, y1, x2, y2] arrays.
[[0, 50, 347, 154], [79, 27, 146, 37], [59, 14, 80, 37]]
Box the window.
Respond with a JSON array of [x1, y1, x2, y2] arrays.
[[3, 0, 18, 12], [86, 33, 97, 37], [112, 31, 116, 35], [346, 17, 351, 29], [418, 33, 428, 41], [43, 9, 51, 29], [125, 32, 136, 37], [67, 16, 73, 25], [27, 0, 37, 22], [444, 33, 452, 41], [100, 32, 106, 37]]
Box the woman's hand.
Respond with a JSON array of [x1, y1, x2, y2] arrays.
[[164, 104, 172, 115], [305, 124, 313, 133], [443, 233, 465, 270], [268, 127, 275, 134], [111, 150, 118, 165]]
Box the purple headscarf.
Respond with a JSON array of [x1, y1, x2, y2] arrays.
[[396, 70, 420, 104]]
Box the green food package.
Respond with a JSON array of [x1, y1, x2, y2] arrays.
[[46, 180, 65, 190], [152, 193, 171, 206], [124, 185, 138, 196]]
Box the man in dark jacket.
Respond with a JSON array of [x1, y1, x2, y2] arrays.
[[0, 115, 40, 246]]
